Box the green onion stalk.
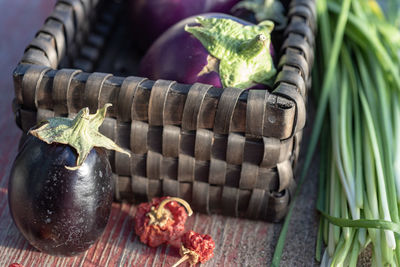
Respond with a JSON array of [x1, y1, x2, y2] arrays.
[[271, 0, 400, 266]]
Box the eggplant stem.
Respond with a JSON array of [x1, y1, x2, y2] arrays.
[[29, 103, 130, 169]]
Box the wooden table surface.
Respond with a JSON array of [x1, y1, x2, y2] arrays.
[[0, 1, 320, 266]]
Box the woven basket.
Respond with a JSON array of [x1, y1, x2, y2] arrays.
[[12, 0, 316, 222]]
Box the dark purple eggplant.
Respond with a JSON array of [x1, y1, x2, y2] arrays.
[[231, 0, 287, 30], [129, 0, 240, 49], [139, 13, 276, 90], [8, 104, 129, 256]]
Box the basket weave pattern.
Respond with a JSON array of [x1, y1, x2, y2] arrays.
[[13, 0, 316, 221]]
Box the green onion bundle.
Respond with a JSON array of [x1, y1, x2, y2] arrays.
[[272, 0, 400, 266]]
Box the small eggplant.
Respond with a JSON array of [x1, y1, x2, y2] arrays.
[[231, 0, 288, 30], [139, 13, 276, 90], [129, 0, 240, 50], [8, 104, 130, 256]]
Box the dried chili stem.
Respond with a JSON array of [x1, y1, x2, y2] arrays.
[[171, 254, 190, 267], [156, 197, 193, 220]]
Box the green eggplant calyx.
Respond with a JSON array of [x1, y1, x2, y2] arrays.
[[30, 103, 131, 170], [238, 34, 268, 57], [185, 17, 276, 89], [197, 55, 219, 77]]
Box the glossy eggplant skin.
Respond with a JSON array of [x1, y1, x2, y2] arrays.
[[8, 135, 113, 256], [129, 0, 240, 50]]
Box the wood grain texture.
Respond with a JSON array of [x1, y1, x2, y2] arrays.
[[0, 0, 321, 266]]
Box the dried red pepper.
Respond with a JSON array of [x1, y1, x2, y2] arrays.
[[134, 197, 193, 247], [172, 231, 216, 267], [8, 264, 24, 267]]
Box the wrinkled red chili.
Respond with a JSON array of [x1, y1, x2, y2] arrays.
[[172, 230, 216, 266], [134, 197, 193, 247]]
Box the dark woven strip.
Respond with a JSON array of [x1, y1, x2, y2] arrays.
[[181, 83, 213, 130], [39, 19, 66, 62], [84, 72, 112, 112], [21, 65, 51, 109], [275, 66, 306, 97], [29, 34, 59, 69], [52, 68, 82, 115], [226, 133, 245, 165], [118, 76, 147, 122], [273, 82, 306, 135], [214, 87, 245, 134], [48, 3, 75, 52], [246, 90, 269, 138], [278, 48, 309, 80], [148, 80, 175, 126]]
